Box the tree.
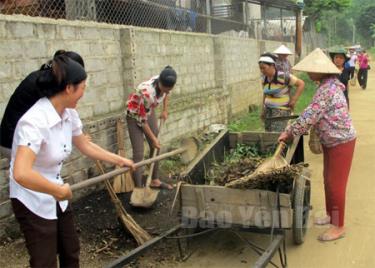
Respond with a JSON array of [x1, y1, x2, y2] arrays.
[[303, 0, 352, 20], [355, 4, 375, 46]]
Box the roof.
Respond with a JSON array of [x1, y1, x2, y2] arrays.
[[245, 0, 300, 11]]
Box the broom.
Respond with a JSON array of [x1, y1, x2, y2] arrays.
[[225, 142, 289, 189], [113, 119, 134, 193], [252, 142, 288, 174], [95, 161, 152, 245]]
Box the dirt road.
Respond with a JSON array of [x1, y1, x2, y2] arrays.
[[168, 70, 375, 268]]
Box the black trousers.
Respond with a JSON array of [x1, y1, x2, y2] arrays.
[[11, 198, 80, 268], [358, 68, 368, 89], [348, 66, 355, 80]]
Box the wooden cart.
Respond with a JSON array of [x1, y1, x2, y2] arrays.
[[107, 130, 311, 268]]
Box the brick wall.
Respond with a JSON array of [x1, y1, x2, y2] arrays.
[[0, 15, 295, 238]]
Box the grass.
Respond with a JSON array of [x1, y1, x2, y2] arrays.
[[228, 72, 316, 132], [369, 47, 375, 59]]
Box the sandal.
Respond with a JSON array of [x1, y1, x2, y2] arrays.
[[317, 229, 345, 242], [314, 216, 331, 225], [150, 181, 173, 190]]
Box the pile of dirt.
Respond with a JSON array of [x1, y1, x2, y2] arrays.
[[72, 181, 181, 267]]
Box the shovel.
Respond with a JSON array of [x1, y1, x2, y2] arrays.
[[130, 120, 163, 208]]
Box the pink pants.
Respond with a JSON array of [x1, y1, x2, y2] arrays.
[[323, 139, 356, 227]]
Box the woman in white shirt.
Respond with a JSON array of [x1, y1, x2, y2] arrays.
[[10, 55, 134, 268]]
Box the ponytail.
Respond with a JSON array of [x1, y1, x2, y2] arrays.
[[37, 55, 87, 98]]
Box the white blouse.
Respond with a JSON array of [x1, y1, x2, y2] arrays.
[[9, 97, 83, 220]]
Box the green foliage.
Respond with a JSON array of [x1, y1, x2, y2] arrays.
[[369, 47, 375, 58], [355, 5, 375, 45], [228, 107, 263, 132], [303, 0, 352, 20], [294, 73, 317, 114], [226, 143, 262, 162]]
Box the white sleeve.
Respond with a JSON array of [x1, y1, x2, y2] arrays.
[[14, 120, 43, 155], [70, 109, 83, 136]]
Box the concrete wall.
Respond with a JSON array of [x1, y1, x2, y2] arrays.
[[0, 15, 294, 238]]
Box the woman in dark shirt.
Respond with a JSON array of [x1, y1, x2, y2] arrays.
[[0, 50, 84, 154], [329, 48, 351, 107]]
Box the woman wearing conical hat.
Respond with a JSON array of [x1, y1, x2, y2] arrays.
[[273, 44, 293, 74], [329, 47, 351, 107], [279, 48, 356, 242]]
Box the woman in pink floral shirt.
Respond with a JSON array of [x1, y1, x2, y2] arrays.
[[279, 48, 356, 242], [126, 66, 177, 190]]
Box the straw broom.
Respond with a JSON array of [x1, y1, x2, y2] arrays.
[[95, 161, 152, 245], [113, 119, 134, 193]]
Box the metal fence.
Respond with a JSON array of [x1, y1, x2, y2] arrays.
[[0, 0, 299, 41]]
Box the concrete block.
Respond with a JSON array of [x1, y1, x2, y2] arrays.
[[77, 105, 94, 119], [93, 102, 110, 116], [57, 26, 76, 40], [36, 24, 56, 40], [99, 28, 115, 40], [109, 100, 123, 112], [0, 61, 12, 82], [85, 58, 105, 72], [0, 40, 24, 59], [0, 21, 6, 38], [7, 22, 34, 38], [27, 41, 48, 59], [79, 27, 100, 40]]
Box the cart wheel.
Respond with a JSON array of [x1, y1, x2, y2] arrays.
[[292, 173, 311, 245]]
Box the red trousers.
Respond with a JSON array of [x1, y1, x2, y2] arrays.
[[323, 139, 356, 227]]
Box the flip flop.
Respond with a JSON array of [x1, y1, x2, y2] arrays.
[[317, 232, 345, 242], [314, 216, 331, 225], [150, 181, 173, 190]]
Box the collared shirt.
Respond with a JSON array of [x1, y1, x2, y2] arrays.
[[126, 75, 166, 126], [9, 97, 83, 220], [286, 76, 356, 147], [263, 71, 297, 110]]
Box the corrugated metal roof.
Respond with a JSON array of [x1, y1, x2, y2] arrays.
[[246, 0, 300, 11]]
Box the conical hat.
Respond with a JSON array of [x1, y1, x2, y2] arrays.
[[292, 48, 340, 74], [273, 44, 292, 55]]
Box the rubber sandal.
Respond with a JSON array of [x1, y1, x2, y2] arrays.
[[150, 181, 173, 190], [314, 216, 331, 225], [317, 232, 345, 242]]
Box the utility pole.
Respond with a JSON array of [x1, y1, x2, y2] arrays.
[[206, 0, 211, 34], [295, 0, 304, 60]]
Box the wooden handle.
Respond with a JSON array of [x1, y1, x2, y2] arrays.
[[273, 142, 287, 157], [116, 119, 125, 151], [145, 120, 163, 187], [71, 146, 186, 191]]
